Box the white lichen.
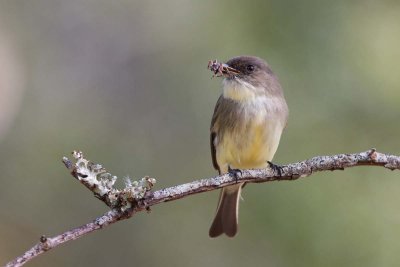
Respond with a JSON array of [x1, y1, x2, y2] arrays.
[[124, 176, 132, 187], [68, 151, 156, 210], [72, 150, 116, 196]]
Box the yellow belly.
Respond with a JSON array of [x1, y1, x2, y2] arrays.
[[217, 120, 281, 172]]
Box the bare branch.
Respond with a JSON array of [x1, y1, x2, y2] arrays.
[[5, 149, 400, 267], [5, 210, 131, 267]]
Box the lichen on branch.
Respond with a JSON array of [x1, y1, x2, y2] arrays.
[[62, 151, 156, 210]]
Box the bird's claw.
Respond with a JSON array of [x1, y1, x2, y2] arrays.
[[228, 166, 242, 183], [268, 161, 283, 177]]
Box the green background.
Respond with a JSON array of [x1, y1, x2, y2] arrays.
[[1, 1, 400, 266]]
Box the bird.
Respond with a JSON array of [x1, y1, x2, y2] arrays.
[[208, 55, 289, 237]]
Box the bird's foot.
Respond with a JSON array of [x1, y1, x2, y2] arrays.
[[228, 166, 242, 183], [268, 161, 283, 177]]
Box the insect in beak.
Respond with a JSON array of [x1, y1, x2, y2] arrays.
[[207, 59, 241, 78]]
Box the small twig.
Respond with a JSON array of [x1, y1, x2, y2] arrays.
[[5, 149, 400, 267]]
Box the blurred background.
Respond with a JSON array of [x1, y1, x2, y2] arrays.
[[1, 0, 400, 266]]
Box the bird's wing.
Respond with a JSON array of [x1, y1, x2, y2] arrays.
[[210, 131, 219, 173], [210, 96, 223, 174]]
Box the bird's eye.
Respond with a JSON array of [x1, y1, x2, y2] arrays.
[[246, 65, 255, 72]]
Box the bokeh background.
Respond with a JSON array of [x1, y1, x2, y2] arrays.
[[1, 1, 400, 266]]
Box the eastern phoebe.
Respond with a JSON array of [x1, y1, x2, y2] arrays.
[[208, 56, 288, 237]]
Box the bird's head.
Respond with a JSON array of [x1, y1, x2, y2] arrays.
[[208, 56, 282, 101]]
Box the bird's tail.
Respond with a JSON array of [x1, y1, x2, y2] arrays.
[[209, 183, 243, 238]]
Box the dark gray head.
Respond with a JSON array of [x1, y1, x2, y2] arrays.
[[226, 55, 272, 74], [223, 56, 282, 95]]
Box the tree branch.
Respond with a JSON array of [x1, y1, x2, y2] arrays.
[[5, 149, 400, 267]]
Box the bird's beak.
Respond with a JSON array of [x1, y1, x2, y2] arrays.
[[208, 60, 241, 78], [221, 64, 241, 76]]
